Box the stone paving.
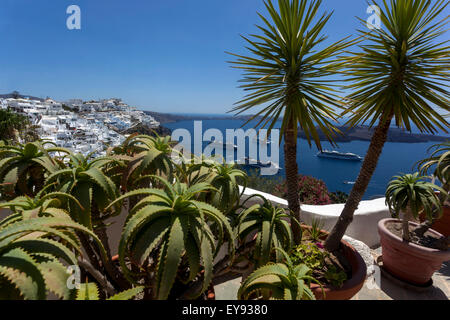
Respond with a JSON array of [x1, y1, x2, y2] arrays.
[[352, 248, 450, 300], [214, 246, 450, 300]]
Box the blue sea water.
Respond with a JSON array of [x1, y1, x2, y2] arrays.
[[165, 117, 449, 200]]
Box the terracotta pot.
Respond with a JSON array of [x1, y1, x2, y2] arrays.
[[419, 192, 450, 237], [430, 205, 450, 237], [378, 218, 450, 285], [301, 226, 367, 300]]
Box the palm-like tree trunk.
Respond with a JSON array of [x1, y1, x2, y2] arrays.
[[284, 119, 302, 244], [402, 206, 413, 242], [324, 113, 394, 251]]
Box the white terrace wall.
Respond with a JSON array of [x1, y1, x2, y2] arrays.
[[239, 186, 391, 248]]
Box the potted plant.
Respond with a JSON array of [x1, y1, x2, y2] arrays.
[[238, 248, 320, 300], [236, 200, 366, 300], [380, 173, 450, 285], [297, 224, 367, 300], [417, 141, 450, 236]]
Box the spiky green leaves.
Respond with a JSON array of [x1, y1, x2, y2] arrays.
[[342, 0, 449, 133], [385, 172, 446, 222], [228, 0, 354, 147], [418, 141, 450, 189], [0, 215, 106, 300], [208, 163, 247, 214], [0, 141, 61, 199], [112, 178, 235, 300], [122, 134, 175, 189], [238, 248, 318, 300], [238, 196, 295, 266], [45, 154, 121, 229]]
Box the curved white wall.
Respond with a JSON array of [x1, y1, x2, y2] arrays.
[[239, 186, 391, 248]]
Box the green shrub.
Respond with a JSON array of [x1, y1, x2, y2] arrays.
[[290, 242, 347, 288], [274, 175, 333, 205]]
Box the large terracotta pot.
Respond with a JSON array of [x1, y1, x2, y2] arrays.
[[419, 193, 450, 237], [429, 205, 450, 237], [302, 226, 366, 300], [378, 218, 450, 285]]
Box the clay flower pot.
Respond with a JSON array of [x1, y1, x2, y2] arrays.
[[378, 218, 450, 285], [429, 204, 450, 237], [301, 226, 367, 300], [419, 193, 450, 237]]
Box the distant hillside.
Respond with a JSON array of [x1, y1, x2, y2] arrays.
[[121, 123, 172, 137], [299, 125, 448, 143], [144, 111, 261, 124], [0, 92, 45, 101]]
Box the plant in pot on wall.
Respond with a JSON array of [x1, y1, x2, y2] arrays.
[[417, 141, 450, 236], [381, 173, 450, 286]]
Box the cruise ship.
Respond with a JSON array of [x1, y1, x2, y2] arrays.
[[317, 150, 363, 161]]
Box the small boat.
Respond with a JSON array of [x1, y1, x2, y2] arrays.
[[344, 181, 356, 185], [251, 136, 272, 145], [317, 150, 363, 161], [242, 157, 282, 170], [206, 140, 238, 150]]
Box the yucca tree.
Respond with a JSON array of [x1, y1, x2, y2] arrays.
[[238, 195, 295, 267], [0, 141, 61, 199], [106, 176, 235, 299], [385, 173, 445, 242], [325, 0, 450, 251], [228, 0, 354, 243], [0, 215, 105, 300], [237, 248, 319, 300]]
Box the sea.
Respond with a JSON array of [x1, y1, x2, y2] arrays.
[[165, 116, 449, 200]]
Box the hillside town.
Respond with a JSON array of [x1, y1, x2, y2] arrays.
[[0, 95, 160, 156]]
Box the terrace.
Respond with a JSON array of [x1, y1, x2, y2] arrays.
[[0, 0, 448, 302]]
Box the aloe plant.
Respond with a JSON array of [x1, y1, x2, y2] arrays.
[[122, 134, 175, 190], [418, 141, 450, 200], [0, 189, 83, 226], [0, 215, 105, 300], [238, 195, 296, 267], [0, 141, 61, 199], [385, 173, 446, 242], [107, 176, 235, 299], [76, 282, 144, 300], [45, 153, 121, 229], [174, 157, 246, 214], [238, 248, 319, 300], [208, 163, 247, 214]]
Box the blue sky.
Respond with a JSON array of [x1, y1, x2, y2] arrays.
[[0, 0, 447, 114]]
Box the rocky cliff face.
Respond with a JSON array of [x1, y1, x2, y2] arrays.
[[298, 125, 448, 143], [121, 123, 172, 137]]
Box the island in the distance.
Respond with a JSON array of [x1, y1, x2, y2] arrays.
[[145, 111, 448, 144]]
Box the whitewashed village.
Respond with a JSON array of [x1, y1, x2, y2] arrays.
[[0, 95, 160, 157]]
